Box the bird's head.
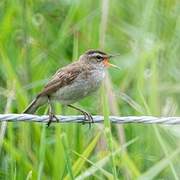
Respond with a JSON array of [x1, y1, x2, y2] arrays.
[[79, 49, 120, 69]]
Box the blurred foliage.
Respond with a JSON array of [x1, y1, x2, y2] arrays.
[[0, 0, 180, 179]]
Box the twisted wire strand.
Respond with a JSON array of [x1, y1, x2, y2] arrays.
[[0, 114, 180, 124]]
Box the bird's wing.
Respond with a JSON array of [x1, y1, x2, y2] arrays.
[[39, 62, 83, 96]]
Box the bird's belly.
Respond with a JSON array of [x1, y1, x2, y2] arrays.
[[51, 70, 105, 105]]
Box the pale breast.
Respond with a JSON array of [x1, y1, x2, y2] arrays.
[[51, 69, 105, 105]]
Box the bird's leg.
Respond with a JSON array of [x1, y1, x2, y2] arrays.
[[67, 104, 94, 128], [47, 96, 59, 127]]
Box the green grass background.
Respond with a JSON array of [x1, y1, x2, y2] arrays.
[[0, 0, 180, 179]]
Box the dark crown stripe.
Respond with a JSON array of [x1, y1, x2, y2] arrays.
[[85, 50, 107, 55]]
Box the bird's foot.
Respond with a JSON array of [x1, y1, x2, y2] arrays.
[[81, 111, 94, 129], [47, 113, 59, 127], [67, 104, 94, 128]]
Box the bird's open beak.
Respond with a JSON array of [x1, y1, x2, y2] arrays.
[[103, 54, 121, 70]]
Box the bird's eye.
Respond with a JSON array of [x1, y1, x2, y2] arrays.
[[96, 55, 102, 62]]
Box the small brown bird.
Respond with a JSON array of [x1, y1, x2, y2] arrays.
[[23, 49, 119, 126]]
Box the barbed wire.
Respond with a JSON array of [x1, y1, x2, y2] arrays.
[[0, 114, 180, 125]]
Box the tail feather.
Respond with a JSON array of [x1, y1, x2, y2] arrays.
[[23, 96, 47, 114]]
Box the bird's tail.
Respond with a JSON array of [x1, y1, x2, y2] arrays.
[[23, 96, 47, 114]]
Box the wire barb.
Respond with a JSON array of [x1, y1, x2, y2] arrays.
[[0, 114, 180, 125]]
